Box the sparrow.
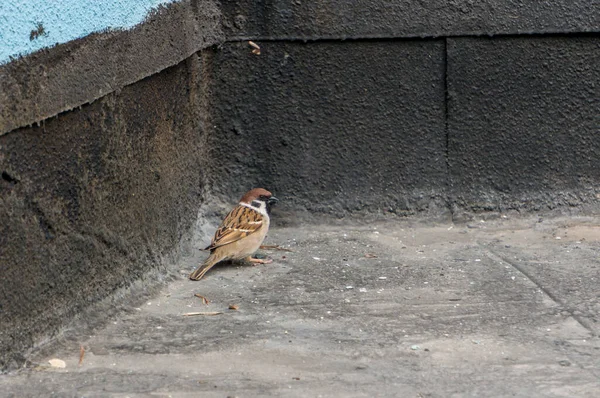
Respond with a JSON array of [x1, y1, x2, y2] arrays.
[[189, 188, 278, 281]]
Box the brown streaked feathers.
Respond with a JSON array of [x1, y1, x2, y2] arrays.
[[205, 205, 264, 251]]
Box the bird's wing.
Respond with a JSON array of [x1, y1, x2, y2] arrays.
[[205, 205, 264, 250]]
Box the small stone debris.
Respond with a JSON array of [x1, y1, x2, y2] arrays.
[[365, 253, 378, 258], [260, 244, 293, 252], [228, 304, 239, 310], [558, 360, 571, 367], [48, 358, 66, 368], [359, 288, 367, 293], [410, 345, 421, 351]]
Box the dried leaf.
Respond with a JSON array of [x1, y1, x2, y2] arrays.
[[365, 253, 378, 258], [194, 293, 210, 305], [228, 304, 239, 310], [78, 345, 85, 366], [260, 244, 293, 252], [182, 311, 223, 317], [48, 358, 66, 368]]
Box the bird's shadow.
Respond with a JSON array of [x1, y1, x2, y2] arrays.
[[200, 253, 270, 273]]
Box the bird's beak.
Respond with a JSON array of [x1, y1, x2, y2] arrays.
[[268, 196, 279, 205]]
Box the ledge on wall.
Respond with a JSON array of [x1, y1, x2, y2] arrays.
[[0, 0, 222, 136]]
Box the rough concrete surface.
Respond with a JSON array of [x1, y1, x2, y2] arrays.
[[204, 40, 447, 215], [0, 0, 222, 135], [0, 58, 208, 371], [221, 0, 600, 40], [1, 215, 599, 397], [447, 36, 600, 213]]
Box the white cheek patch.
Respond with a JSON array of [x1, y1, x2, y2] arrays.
[[240, 201, 268, 216]]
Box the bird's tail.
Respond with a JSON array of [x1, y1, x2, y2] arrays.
[[189, 252, 224, 281]]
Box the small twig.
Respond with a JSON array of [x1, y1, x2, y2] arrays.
[[78, 345, 85, 366], [260, 244, 294, 252], [182, 311, 223, 317], [194, 293, 210, 305]]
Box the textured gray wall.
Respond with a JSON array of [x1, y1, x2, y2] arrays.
[[204, 40, 448, 215], [448, 36, 600, 212], [1, 0, 599, 371], [0, 56, 209, 370], [205, 35, 600, 215], [221, 0, 600, 39]]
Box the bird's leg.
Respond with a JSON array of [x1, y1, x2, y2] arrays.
[[245, 256, 273, 265]]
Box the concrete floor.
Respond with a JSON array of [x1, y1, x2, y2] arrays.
[[2, 215, 600, 397]]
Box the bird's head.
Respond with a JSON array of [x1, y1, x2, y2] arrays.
[[240, 188, 278, 214]]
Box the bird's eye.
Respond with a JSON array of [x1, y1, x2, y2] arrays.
[[259, 195, 268, 200]]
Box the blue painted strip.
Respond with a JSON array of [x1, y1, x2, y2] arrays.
[[0, 0, 178, 64]]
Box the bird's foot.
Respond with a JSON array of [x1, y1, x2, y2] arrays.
[[246, 256, 273, 265]]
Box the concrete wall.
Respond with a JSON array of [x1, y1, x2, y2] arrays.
[[204, 40, 448, 216], [0, 0, 222, 135], [0, 56, 211, 370], [220, 0, 600, 39], [448, 36, 600, 213], [1, 1, 599, 370], [1, 0, 221, 371], [205, 35, 599, 216]]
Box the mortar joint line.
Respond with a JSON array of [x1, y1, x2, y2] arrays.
[[443, 37, 453, 220], [225, 30, 600, 44]]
